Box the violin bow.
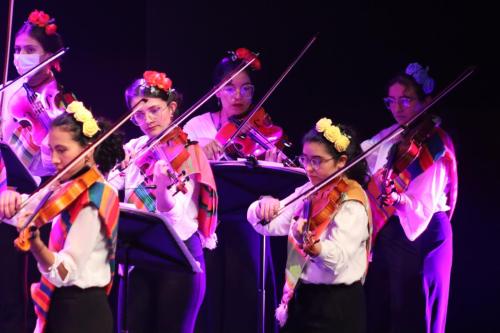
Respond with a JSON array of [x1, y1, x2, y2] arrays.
[[220, 34, 318, 157], [0, 0, 15, 141], [260, 66, 475, 225], [107, 57, 256, 183]]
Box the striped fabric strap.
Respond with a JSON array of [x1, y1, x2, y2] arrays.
[[127, 180, 156, 212], [9, 125, 40, 168]]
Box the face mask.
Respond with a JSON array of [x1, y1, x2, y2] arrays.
[[13, 53, 42, 75]]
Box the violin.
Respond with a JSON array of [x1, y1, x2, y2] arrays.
[[215, 107, 295, 166], [379, 114, 442, 199], [135, 126, 191, 195], [8, 81, 59, 145], [14, 166, 102, 252]]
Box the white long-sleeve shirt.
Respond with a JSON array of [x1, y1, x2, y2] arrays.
[[107, 135, 200, 241], [247, 183, 369, 285], [40, 205, 111, 288], [361, 124, 450, 241]]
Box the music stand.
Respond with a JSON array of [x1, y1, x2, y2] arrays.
[[116, 203, 201, 333], [0, 142, 38, 194], [209, 160, 307, 333]]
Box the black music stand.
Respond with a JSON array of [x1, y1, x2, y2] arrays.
[[116, 204, 201, 333], [0, 142, 38, 194], [208, 160, 307, 333]]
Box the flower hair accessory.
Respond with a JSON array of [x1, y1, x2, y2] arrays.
[[228, 47, 261, 70], [315, 117, 351, 152], [28, 10, 57, 35], [66, 101, 101, 138], [143, 70, 173, 93], [405, 62, 435, 94]]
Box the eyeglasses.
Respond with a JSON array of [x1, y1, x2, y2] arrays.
[[297, 155, 334, 170], [383, 96, 415, 110], [131, 106, 166, 125], [220, 84, 255, 98]]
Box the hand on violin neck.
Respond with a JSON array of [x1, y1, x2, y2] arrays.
[[302, 231, 321, 257], [256, 195, 280, 222], [0, 190, 22, 220], [153, 160, 176, 212], [379, 179, 404, 207]]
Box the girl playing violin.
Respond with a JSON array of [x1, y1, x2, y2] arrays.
[[0, 102, 124, 333], [362, 63, 457, 333], [183, 47, 287, 162], [1, 10, 71, 178], [247, 118, 371, 333], [107, 70, 218, 333]]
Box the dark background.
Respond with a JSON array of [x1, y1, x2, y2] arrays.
[[1, 0, 498, 331]]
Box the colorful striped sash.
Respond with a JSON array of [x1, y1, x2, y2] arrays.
[[367, 127, 457, 245], [30, 174, 119, 332], [9, 124, 40, 169]]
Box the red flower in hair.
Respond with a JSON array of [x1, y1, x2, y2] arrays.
[[45, 23, 58, 35], [233, 47, 261, 70], [143, 70, 173, 92], [28, 10, 51, 27]]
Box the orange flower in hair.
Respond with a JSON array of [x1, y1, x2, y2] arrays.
[[27, 10, 58, 35], [231, 47, 261, 70], [143, 70, 173, 92]]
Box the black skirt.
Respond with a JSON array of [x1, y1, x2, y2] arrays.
[[282, 280, 366, 333], [46, 286, 113, 333]]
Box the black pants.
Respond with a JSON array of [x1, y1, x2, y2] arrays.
[[364, 212, 452, 333], [122, 233, 206, 333], [46, 286, 113, 333], [282, 280, 366, 333]]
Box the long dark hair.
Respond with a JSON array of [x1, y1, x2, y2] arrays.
[[51, 113, 125, 175], [302, 124, 369, 187]]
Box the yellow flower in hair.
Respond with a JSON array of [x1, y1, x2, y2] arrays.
[[334, 134, 350, 152], [66, 101, 85, 115], [316, 117, 332, 133], [82, 118, 100, 138], [323, 125, 341, 143]]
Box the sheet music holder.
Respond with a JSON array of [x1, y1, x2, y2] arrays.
[[0, 142, 38, 194], [116, 203, 201, 333]]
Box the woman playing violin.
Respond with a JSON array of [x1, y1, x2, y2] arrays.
[[1, 10, 71, 178], [0, 10, 73, 332], [183, 47, 286, 162], [247, 118, 371, 333], [107, 71, 218, 333], [362, 63, 457, 333], [0, 103, 124, 333]]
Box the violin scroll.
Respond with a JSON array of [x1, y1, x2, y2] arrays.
[[14, 225, 37, 252]]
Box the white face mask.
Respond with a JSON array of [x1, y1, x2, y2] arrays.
[[13, 53, 42, 75]]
